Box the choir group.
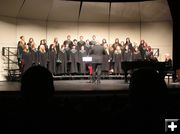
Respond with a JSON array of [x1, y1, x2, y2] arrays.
[[17, 35, 157, 75]]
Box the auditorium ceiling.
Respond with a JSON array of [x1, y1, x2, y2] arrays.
[[0, 0, 172, 22]]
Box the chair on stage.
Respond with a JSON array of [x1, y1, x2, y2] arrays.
[[83, 56, 93, 83], [88, 65, 93, 82]]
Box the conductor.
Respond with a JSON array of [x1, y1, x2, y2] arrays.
[[89, 40, 106, 84]]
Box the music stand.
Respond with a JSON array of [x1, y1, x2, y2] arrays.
[[82, 57, 92, 62]]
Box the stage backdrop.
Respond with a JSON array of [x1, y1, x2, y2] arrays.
[[0, 16, 172, 81]]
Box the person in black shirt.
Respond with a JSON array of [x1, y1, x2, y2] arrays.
[[101, 38, 107, 46], [56, 45, 67, 75], [17, 36, 26, 72], [22, 44, 32, 73], [77, 36, 85, 51], [63, 35, 73, 49], [48, 44, 57, 74], [53, 37, 60, 53], [132, 46, 142, 61], [113, 45, 123, 75], [31, 43, 38, 66], [38, 44, 48, 68], [112, 38, 121, 50], [73, 39, 78, 50], [38, 39, 48, 53], [124, 37, 133, 52], [27, 38, 34, 51], [89, 35, 97, 46], [138, 40, 146, 60], [69, 45, 79, 74], [102, 43, 111, 75], [89, 41, 106, 84], [79, 46, 87, 75], [84, 39, 91, 55]]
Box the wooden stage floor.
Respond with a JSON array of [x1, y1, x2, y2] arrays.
[[0, 78, 180, 91]]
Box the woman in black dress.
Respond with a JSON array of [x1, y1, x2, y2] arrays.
[[112, 38, 121, 50], [38, 39, 48, 52], [77, 36, 85, 51], [102, 43, 111, 75], [27, 38, 34, 51], [101, 38, 107, 46], [38, 45, 48, 68], [79, 46, 87, 75], [31, 43, 38, 66], [132, 46, 142, 61], [22, 44, 32, 73], [17, 36, 26, 72], [48, 44, 57, 75], [138, 40, 146, 60], [84, 39, 91, 55], [113, 45, 123, 75], [123, 42, 133, 62], [69, 45, 79, 74], [56, 45, 67, 75]]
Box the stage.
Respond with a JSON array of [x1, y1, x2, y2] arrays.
[[0, 78, 180, 92]]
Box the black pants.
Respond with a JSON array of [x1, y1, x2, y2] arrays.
[[92, 63, 102, 82]]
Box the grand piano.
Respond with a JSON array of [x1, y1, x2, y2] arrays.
[[121, 61, 167, 82]]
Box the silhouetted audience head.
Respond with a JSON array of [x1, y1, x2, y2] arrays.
[[129, 68, 167, 104], [21, 65, 55, 101], [128, 68, 167, 133]]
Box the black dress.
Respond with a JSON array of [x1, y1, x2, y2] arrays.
[[113, 51, 123, 74], [48, 48, 56, 74], [112, 43, 121, 50], [17, 41, 25, 71], [102, 50, 111, 72], [22, 50, 32, 73], [17, 41, 25, 60], [69, 49, 79, 74], [132, 51, 142, 61], [38, 51, 48, 68], [138, 44, 146, 60], [79, 50, 87, 74], [55, 43, 60, 53], [31, 48, 38, 66], [84, 44, 92, 55], [27, 43, 33, 51], [89, 45, 106, 83], [64, 39, 73, 49], [65, 47, 71, 73], [77, 41, 85, 50], [109, 49, 115, 71], [38, 44, 48, 53], [56, 49, 67, 75], [122, 49, 132, 61], [89, 40, 96, 46]]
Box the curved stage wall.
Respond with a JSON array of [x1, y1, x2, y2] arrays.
[[0, 16, 172, 81]]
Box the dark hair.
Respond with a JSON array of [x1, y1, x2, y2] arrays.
[[73, 39, 77, 42], [128, 68, 167, 133], [129, 68, 167, 103], [21, 66, 55, 99], [20, 36, 24, 39], [130, 68, 166, 90]]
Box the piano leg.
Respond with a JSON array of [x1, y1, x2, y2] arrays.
[[124, 70, 128, 83]]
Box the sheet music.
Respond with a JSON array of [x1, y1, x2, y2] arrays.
[[82, 57, 92, 62]]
